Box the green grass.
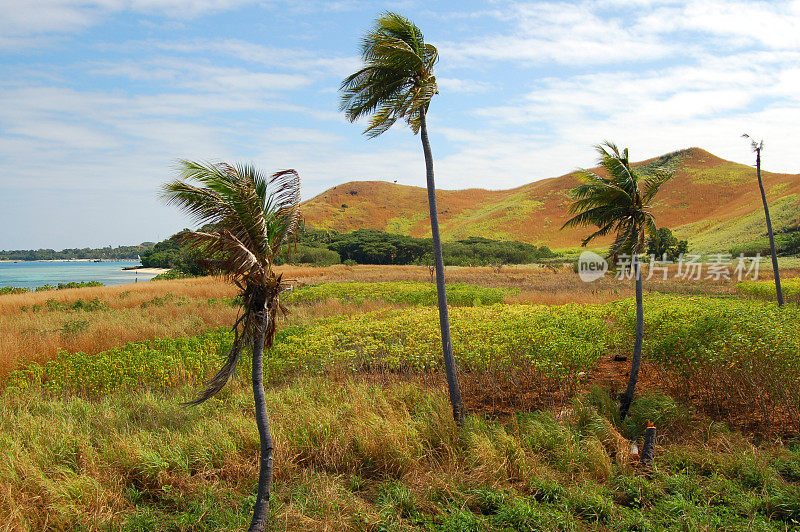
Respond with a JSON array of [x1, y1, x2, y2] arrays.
[[385, 212, 428, 234], [268, 304, 607, 381], [4, 286, 800, 528], [286, 281, 511, 306], [2, 380, 798, 530], [677, 194, 800, 252], [5, 303, 606, 396], [0, 280, 105, 295]]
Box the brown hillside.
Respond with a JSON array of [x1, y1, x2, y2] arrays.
[[302, 148, 800, 251]]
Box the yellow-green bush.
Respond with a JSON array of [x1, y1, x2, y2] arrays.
[[285, 281, 510, 306], [737, 276, 800, 302], [608, 295, 800, 431], [268, 304, 608, 381]]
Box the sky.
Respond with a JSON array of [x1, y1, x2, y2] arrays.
[[1, 0, 800, 249]]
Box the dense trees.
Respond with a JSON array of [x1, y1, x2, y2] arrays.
[[0, 244, 151, 261], [645, 228, 688, 261]]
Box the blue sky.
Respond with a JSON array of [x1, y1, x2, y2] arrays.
[[2, 0, 799, 249]]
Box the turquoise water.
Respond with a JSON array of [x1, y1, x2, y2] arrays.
[[0, 261, 159, 289]]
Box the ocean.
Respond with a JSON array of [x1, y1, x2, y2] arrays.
[[0, 261, 160, 289]]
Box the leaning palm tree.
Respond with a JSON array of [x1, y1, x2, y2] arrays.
[[562, 142, 672, 418], [742, 135, 784, 307], [339, 12, 463, 421], [162, 160, 301, 532]]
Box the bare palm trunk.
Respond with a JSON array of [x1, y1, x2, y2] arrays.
[[249, 296, 274, 532], [621, 256, 644, 419], [419, 109, 463, 423], [755, 149, 784, 307]]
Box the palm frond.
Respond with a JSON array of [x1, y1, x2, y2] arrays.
[[339, 11, 437, 138], [561, 142, 673, 258]]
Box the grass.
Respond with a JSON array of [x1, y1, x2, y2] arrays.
[[4, 303, 606, 398], [2, 380, 798, 530], [0, 276, 239, 378], [286, 281, 512, 306], [9, 288, 798, 432], [677, 194, 800, 252], [4, 267, 800, 529], [608, 295, 800, 433]]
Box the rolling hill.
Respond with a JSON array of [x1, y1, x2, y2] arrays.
[[302, 148, 800, 252]]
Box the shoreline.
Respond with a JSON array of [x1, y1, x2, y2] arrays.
[[124, 267, 169, 275], [0, 259, 140, 263]]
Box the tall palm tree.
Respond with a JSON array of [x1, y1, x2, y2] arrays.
[[742, 135, 784, 307], [339, 12, 463, 421], [562, 142, 672, 418], [162, 160, 301, 532]]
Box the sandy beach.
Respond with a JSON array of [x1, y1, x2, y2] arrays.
[[125, 268, 169, 275]]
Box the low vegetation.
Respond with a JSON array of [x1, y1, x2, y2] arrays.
[[3, 266, 800, 529], [0, 280, 104, 295], [738, 276, 800, 303], [286, 281, 510, 306], [730, 229, 800, 257], [2, 380, 799, 530], [608, 296, 800, 432], [8, 287, 798, 433]]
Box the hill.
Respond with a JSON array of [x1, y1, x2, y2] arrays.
[[302, 148, 800, 252]]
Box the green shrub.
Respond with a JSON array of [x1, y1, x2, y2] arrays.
[[0, 286, 29, 295], [151, 269, 194, 281], [622, 392, 690, 439]]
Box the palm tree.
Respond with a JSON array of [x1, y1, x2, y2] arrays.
[[339, 12, 463, 421], [742, 135, 784, 307], [162, 160, 301, 532], [562, 142, 672, 418]]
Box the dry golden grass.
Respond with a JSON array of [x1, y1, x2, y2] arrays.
[[0, 277, 236, 377]]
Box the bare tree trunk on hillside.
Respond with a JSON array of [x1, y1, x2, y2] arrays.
[[755, 146, 784, 307]]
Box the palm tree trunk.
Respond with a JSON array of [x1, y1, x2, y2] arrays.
[[419, 109, 463, 423], [249, 297, 274, 532], [755, 149, 784, 307], [621, 256, 644, 419]]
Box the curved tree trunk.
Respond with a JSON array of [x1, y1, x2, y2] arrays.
[[755, 149, 784, 307], [249, 295, 274, 532], [621, 256, 644, 419], [419, 109, 463, 423]]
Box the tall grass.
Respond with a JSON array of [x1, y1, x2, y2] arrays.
[[1, 380, 797, 530]]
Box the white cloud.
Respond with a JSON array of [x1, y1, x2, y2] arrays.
[[439, 1, 678, 66]]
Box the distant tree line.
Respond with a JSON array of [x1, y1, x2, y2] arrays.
[[141, 226, 559, 277], [278, 228, 558, 267], [0, 244, 154, 261], [139, 229, 207, 275]]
